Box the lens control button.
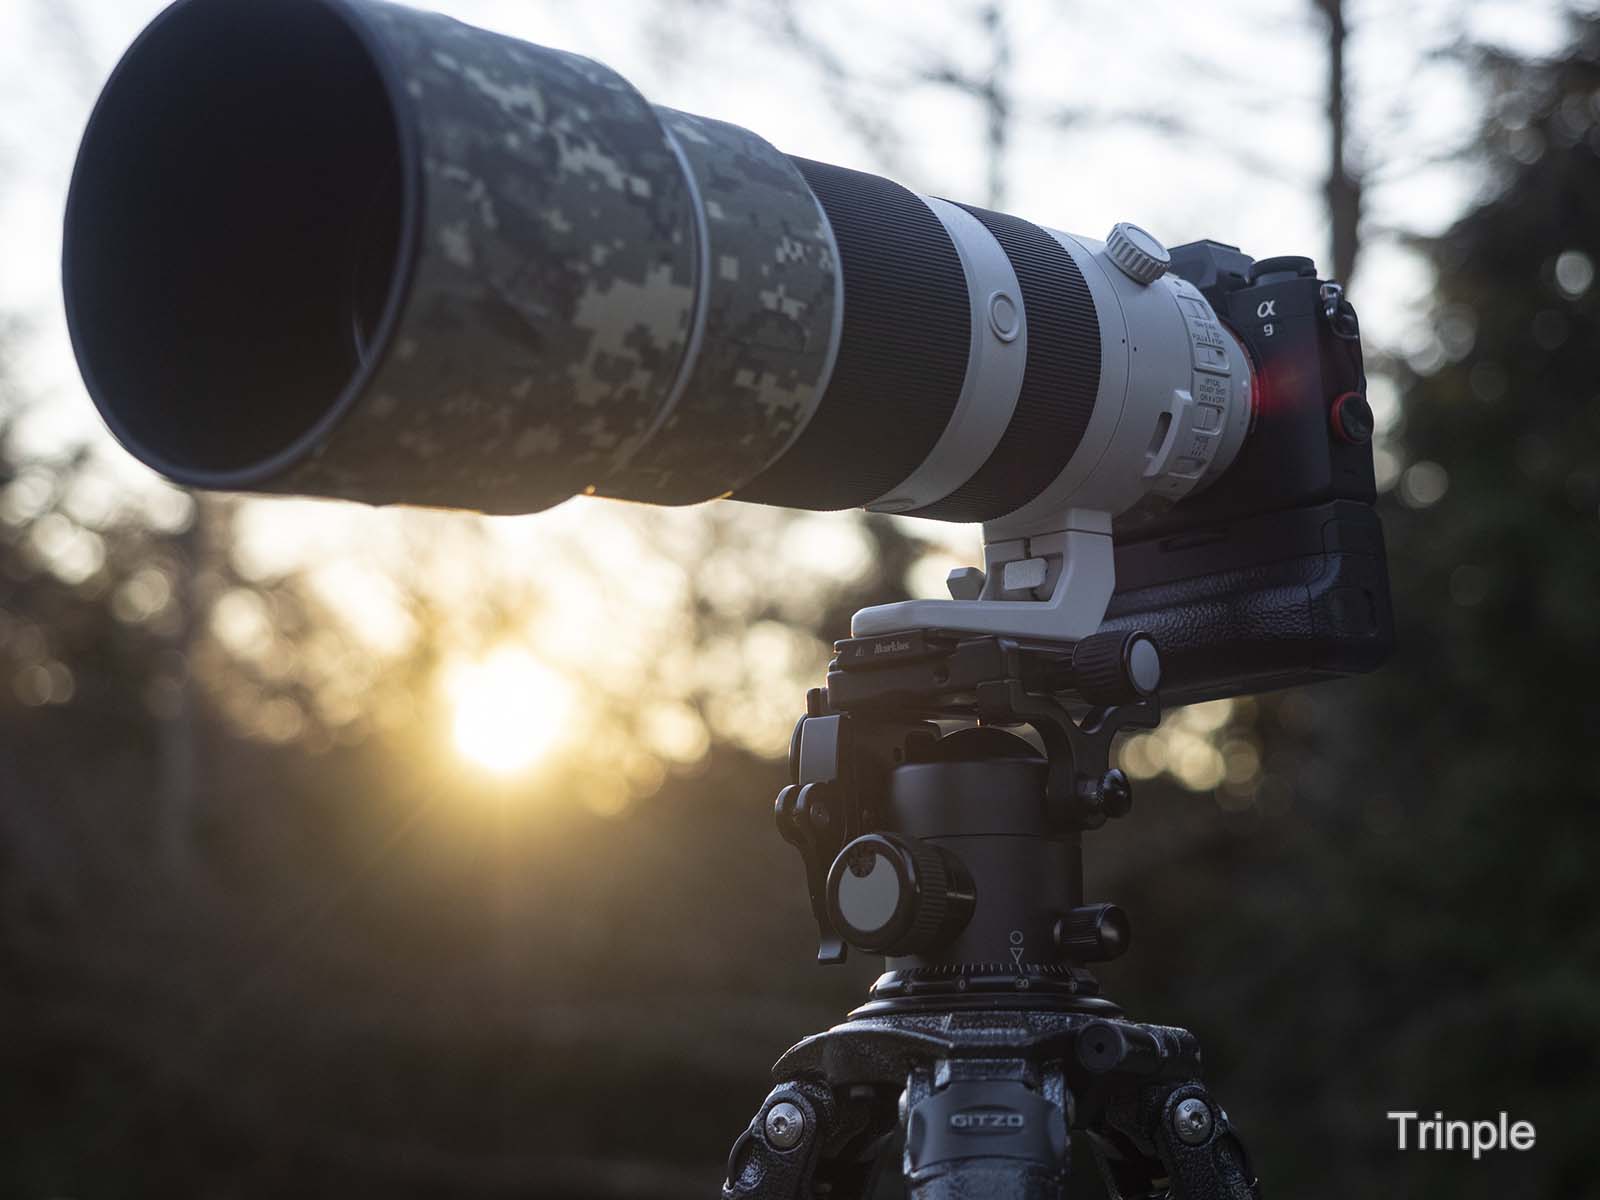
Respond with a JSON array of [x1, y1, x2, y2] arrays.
[[986, 290, 1021, 342]]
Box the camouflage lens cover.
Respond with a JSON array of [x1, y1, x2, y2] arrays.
[[595, 110, 840, 506], [68, 0, 834, 515], [309, 0, 700, 513]]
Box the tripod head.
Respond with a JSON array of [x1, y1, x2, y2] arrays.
[[740, 626, 1271, 1200], [777, 626, 1164, 1014]]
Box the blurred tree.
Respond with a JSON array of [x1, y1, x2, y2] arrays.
[[1314, 0, 1363, 284], [1327, 13, 1600, 1193], [1106, 11, 1600, 1197]]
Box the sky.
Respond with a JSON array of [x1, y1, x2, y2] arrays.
[[0, 0, 1583, 773]]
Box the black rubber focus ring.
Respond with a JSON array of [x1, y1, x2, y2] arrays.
[[908, 205, 1101, 523], [734, 158, 970, 511]]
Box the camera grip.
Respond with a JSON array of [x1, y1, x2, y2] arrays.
[[1102, 500, 1393, 705]]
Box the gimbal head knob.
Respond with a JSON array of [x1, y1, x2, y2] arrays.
[[825, 833, 976, 957]]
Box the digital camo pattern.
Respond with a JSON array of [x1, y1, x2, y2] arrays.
[[271, 0, 698, 513], [596, 110, 840, 506]]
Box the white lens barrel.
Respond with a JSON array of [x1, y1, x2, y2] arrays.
[[985, 230, 1253, 539], [866, 197, 1028, 514]]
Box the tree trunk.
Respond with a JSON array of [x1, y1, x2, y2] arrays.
[[981, 3, 1012, 209], [1316, 0, 1363, 284], [157, 499, 204, 878]]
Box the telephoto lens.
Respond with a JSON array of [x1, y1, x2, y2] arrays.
[[64, 0, 1252, 526]]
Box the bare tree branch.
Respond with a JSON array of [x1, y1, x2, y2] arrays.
[[1046, 106, 1307, 186], [910, 4, 1012, 206], [762, 0, 910, 177]]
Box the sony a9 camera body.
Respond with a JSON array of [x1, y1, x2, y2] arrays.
[[1105, 240, 1392, 703]]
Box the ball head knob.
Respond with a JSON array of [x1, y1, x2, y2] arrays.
[[825, 833, 976, 956]]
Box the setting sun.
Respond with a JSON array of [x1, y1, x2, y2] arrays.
[[444, 648, 574, 774]]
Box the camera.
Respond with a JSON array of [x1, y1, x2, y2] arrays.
[[59, 4, 1403, 1189], [1103, 240, 1390, 702], [61, 0, 1392, 704]]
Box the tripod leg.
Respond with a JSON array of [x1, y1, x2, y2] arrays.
[[723, 1079, 888, 1200], [1085, 1080, 1259, 1200]]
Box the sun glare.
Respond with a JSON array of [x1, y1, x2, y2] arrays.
[[445, 647, 573, 775]]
